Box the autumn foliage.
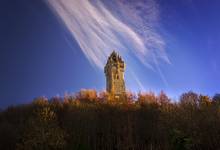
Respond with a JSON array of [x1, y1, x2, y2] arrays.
[[0, 90, 220, 150]]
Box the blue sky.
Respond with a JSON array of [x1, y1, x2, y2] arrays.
[[0, 0, 220, 108]]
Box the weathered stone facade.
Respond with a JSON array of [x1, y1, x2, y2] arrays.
[[104, 51, 126, 98]]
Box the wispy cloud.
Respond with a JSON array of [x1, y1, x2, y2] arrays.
[[46, 0, 170, 88]]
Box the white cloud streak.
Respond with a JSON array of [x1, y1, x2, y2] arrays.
[[46, 0, 170, 88]]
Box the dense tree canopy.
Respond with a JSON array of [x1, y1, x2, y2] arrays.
[[0, 90, 220, 150]]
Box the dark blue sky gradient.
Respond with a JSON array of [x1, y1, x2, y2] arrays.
[[0, 0, 220, 108], [0, 0, 104, 108]]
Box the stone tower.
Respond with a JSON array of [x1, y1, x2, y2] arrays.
[[104, 51, 126, 98]]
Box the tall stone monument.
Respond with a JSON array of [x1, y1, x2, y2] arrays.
[[104, 51, 126, 99]]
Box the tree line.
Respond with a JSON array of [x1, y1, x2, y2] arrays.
[[0, 90, 220, 150]]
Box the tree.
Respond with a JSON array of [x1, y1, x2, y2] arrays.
[[76, 89, 98, 102], [137, 91, 157, 105], [157, 91, 171, 106], [16, 105, 66, 150], [212, 93, 220, 105], [180, 91, 199, 107], [198, 95, 211, 108]]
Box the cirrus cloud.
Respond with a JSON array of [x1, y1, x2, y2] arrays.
[[45, 0, 170, 88]]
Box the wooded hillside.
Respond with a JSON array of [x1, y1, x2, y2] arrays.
[[1, 90, 220, 150]]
